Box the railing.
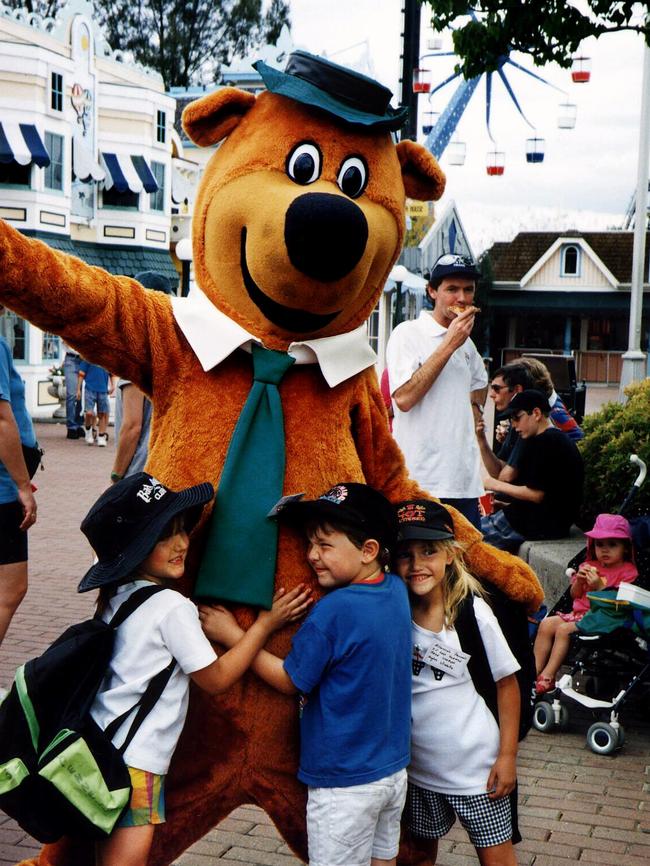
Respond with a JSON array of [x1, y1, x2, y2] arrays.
[[500, 348, 624, 385]]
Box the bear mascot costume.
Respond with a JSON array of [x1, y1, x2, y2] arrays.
[[0, 51, 542, 865]]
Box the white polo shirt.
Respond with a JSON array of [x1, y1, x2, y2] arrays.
[[386, 310, 487, 499]]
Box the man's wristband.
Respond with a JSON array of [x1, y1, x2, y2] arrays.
[[110, 472, 124, 483]]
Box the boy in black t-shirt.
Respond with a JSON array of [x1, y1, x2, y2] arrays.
[[480, 390, 583, 552]]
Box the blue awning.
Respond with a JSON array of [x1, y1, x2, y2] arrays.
[[0, 122, 50, 167], [100, 152, 159, 193]]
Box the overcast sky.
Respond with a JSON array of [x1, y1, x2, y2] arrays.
[[288, 1, 646, 253]]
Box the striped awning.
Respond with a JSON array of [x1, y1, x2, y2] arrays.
[[73, 135, 105, 182], [100, 152, 158, 193], [0, 122, 50, 167]]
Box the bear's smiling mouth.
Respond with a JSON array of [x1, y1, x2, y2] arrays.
[[240, 229, 341, 333]]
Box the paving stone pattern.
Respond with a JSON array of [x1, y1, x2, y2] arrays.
[[1, 422, 648, 866]]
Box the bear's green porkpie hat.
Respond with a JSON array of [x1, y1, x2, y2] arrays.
[[254, 50, 408, 132]]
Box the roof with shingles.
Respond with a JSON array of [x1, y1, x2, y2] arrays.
[[485, 231, 650, 284]]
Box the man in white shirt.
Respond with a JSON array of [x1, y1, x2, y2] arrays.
[[386, 254, 488, 528]]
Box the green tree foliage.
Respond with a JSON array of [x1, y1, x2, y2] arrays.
[[578, 379, 650, 528], [4, 0, 65, 18], [423, 1, 650, 79], [93, 0, 290, 88], [5, 0, 290, 88]]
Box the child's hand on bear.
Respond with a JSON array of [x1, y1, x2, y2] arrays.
[[199, 605, 244, 647], [257, 585, 312, 632]]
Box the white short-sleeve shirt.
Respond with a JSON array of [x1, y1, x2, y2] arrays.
[[90, 580, 218, 775], [386, 311, 487, 498], [409, 597, 520, 795]]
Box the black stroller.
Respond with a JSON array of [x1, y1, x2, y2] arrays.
[[531, 454, 650, 754]]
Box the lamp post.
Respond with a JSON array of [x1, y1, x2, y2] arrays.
[[619, 40, 650, 399], [175, 237, 193, 298], [390, 264, 409, 328]]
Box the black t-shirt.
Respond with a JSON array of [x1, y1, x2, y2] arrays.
[[505, 427, 583, 540]]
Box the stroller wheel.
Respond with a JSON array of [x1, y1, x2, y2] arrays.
[[532, 700, 555, 733], [615, 725, 625, 747], [586, 722, 620, 755]]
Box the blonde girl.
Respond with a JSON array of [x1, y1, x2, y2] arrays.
[[393, 500, 521, 866]]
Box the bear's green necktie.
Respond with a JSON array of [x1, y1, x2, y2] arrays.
[[194, 343, 296, 608]]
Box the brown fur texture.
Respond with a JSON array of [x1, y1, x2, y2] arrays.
[[1, 85, 542, 866]]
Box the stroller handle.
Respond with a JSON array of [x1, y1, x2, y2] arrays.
[[630, 454, 647, 489]]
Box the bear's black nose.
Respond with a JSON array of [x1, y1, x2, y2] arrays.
[[284, 193, 368, 282]]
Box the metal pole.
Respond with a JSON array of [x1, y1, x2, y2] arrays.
[[400, 0, 422, 141], [619, 40, 650, 399], [393, 282, 404, 328], [181, 261, 190, 297]]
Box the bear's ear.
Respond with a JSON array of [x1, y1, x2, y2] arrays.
[[182, 88, 256, 147], [395, 140, 446, 202]]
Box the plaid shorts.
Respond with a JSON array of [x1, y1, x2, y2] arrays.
[[116, 767, 166, 827], [405, 782, 512, 848]]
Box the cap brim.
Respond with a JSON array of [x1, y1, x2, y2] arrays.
[[397, 526, 455, 542], [254, 61, 408, 131], [278, 498, 363, 529], [77, 482, 214, 593], [584, 529, 630, 540]]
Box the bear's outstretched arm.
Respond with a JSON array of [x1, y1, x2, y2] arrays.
[[0, 219, 174, 391], [352, 371, 544, 611]]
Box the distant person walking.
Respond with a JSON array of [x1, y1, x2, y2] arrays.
[[77, 361, 115, 447], [0, 305, 37, 654], [62, 341, 84, 439]]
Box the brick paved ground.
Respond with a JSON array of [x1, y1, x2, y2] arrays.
[[1, 420, 649, 866]]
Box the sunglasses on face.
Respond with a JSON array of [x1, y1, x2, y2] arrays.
[[489, 383, 510, 393]]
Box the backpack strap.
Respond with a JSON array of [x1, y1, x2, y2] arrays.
[[455, 594, 499, 725], [106, 584, 166, 629], [102, 585, 177, 753], [103, 658, 176, 752]]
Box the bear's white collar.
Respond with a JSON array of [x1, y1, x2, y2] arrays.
[[170, 287, 377, 389]]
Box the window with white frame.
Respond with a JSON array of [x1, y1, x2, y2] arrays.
[[44, 132, 64, 191], [150, 161, 165, 211], [561, 244, 580, 277], [156, 110, 166, 143], [51, 72, 63, 112], [367, 303, 380, 355]]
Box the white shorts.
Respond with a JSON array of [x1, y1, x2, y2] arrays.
[[307, 768, 408, 866]]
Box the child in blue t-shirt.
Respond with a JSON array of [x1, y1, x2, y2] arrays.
[[200, 482, 412, 866], [77, 360, 115, 447]]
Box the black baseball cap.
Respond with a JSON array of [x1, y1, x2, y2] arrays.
[[430, 253, 480, 283], [395, 500, 455, 542], [275, 482, 398, 550], [78, 473, 214, 592], [502, 389, 549, 417]]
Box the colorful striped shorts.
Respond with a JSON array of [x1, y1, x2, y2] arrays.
[[116, 767, 166, 827]]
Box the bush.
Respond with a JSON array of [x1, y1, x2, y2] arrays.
[[579, 378, 650, 528]]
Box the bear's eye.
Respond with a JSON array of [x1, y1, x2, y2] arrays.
[[286, 142, 321, 185], [337, 156, 368, 198]]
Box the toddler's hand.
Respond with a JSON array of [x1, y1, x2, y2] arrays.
[[198, 604, 244, 647], [257, 585, 312, 632]]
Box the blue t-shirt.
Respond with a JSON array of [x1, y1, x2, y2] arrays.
[[79, 361, 110, 392], [283, 572, 412, 788], [0, 335, 36, 504]]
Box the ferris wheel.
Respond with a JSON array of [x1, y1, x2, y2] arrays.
[[412, 23, 591, 176]]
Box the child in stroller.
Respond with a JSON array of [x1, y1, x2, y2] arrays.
[[531, 454, 650, 754], [533, 513, 638, 695]]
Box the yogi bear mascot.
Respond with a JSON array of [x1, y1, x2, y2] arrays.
[[0, 52, 542, 866]]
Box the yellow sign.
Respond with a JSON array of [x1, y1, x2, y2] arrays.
[[405, 199, 428, 217]]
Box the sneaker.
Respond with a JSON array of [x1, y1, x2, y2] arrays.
[[84, 427, 95, 445], [97, 433, 108, 447]]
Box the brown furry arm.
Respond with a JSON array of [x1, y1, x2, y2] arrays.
[[0, 219, 176, 389], [353, 372, 544, 611]]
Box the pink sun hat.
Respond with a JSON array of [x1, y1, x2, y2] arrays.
[[585, 513, 633, 540]]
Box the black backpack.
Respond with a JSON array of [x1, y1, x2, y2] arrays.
[[0, 585, 175, 842], [455, 585, 536, 741]]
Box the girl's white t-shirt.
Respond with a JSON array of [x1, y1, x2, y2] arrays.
[[90, 580, 218, 775], [409, 596, 520, 796]]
